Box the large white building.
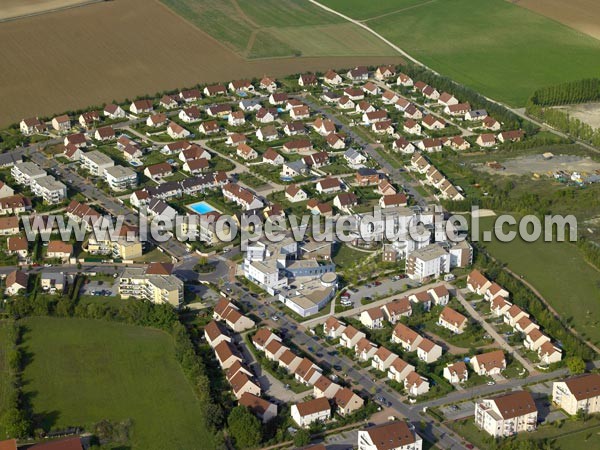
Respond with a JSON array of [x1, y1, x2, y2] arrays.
[[475, 391, 537, 437], [358, 421, 422, 450], [118, 265, 183, 307], [552, 373, 600, 416], [242, 236, 338, 317], [80, 150, 114, 177], [104, 165, 138, 191], [406, 240, 472, 281]]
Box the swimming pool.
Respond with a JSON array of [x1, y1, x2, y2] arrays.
[[187, 201, 217, 215]]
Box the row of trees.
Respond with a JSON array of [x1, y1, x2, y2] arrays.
[[398, 63, 540, 135], [526, 102, 600, 147], [530, 79, 600, 106], [576, 238, 600, 272], [0, 321, 32, 439]]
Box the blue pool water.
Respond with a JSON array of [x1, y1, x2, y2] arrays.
[[187, 201, 217, 214]]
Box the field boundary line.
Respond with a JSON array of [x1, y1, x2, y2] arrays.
[[361, 0, 439, 23], [0, 0, 103, 23], [230, 0, 261, 29], [245, 29, 260, 57]]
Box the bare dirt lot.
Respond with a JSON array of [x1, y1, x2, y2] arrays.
[[0, 0, 402, 127], [513, 0, 600, 40], [0, 0, 92, 21], [476, 154, 600, 176], [554, 102, 600, 130]]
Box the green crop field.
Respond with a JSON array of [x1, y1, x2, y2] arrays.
[[478, 216, 600, 345], [21, 317, 215, 450], [160, 0, 396, 58], [320, 0, 429, 20], [321, 0, 600, 106]]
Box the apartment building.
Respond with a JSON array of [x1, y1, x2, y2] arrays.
[[80, 150, 114, 176], [552, 373, 600, 415], [358, 421, 422, 450], [475, 391, 537, 437], [104, 165, 138, 191], [119, 266, 183, 308]]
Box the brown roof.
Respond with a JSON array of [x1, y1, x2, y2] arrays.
[[284, 138, 312, 150], [393, 323, 420, 344], [314, 374, 334, 392], [564, 373, 600, 400], [317, 177, 341, 190], [446, 361, 468, 376], [146, 262, 173, 275], [6, 270, 28, 288], [356, 337, 377, 354], [0, 216, 18, 230], [252, 328, 275, 347], [362, 421, 416, 450], [468, 269, 489, 289], [7, 236, 27, 251], [418, 338, 436, 352], [214, 341, 239, 364], [539, 341, 560, 357], [279, 349, 297, 365], [343, 325, 361, 339], [384, 297, 412, 316], [145, 162, 172, 176], [473, 350, 505, 370], [333, 387, 362, 408], [294, 397, 330, 417], [295, 357, 317, 379], [0, 439, 16, 450], [365, 306, 384, 321], [204, 320, 229, 342], [490, 390, 537, 419], [239, 392, 275, 417], [324, 316, 344, 331], [265, 339, 284, 356], [336, 192, 358, 207], [380, 193, 407, 207], [29, 437, 83, 450], [374, 346, 394, 362], [47, 240, 73, 255], [440, 306, 467, 327]]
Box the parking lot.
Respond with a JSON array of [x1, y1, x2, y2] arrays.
[[441, 400, 476, 421], [81, 279, 118, 297], [339, 276, 417, 308]]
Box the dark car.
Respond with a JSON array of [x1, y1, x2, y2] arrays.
[[333, 364, 342, 371]]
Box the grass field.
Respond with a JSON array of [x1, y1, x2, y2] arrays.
[[21, 317, 215, 450], [0, 0, 401, 127], [478, 216, 600, 345], [160, 0, 397, 58], [322, 0, 600, 106]]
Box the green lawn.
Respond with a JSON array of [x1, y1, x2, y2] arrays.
[[332, 244, 374, 270], [478, 216, 600, 345], [21, 317, 216, 450], [324, 0, 600, 106], [160, 0, 396, 58]]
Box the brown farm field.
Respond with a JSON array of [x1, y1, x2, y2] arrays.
[[0, 0, 93, 21], [513, 0, 600, 40], [0, 0, 401, 127]]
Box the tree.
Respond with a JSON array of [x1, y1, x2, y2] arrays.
[[293, 429, 311, 447], [227, 406, 262, 449], [566, 356, 586, 375]]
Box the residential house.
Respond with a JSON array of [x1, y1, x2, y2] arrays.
[[392, 323, 422, 351], [199, 120, 220, 135], [375, 65, 396, 80], [104, 104, 125, 119], [223, 183, 264, 210], [476, 133, 496, 147], [214, 341, 242, 370], [326, 133, 346, 149], [357, 421, 422, 450], [355, 338, 378, 361], [387, 358, 415, 383], [46, 241, 73, 261], [285, 184, 308, 203], [283, 121, 305, 136], [465, 109, 488, 121], [298, 74, 318, 87], [381, 298, 412, 324], [467, 270, 491, 295], [445, 102, 471, 116], [334, 192, 358, 213], [252, 328, 281, 352], [313, 118, 336, 136], [372, 346, 398, 372], [334, 387, 364, 416], [130, 99, 153, 115], [404, 371, 430, 397], [284, 139, 312, 153], [340, 325, 365, 349], [483, 116, 501, 131], [416, 338, 442, 363], [392, 137, 415, 154], [504, 305, 530, 328], [379, 193, 407, 209], [538, 341, 562, 364], [94, 126, 115, 142], [256, 125, 278, 142], [239, 392, 278, 423], [313, 375, 341, 399], [438, 306, 468, 334], [20, 117, 46, 135], [5, 270, 28, 296], [64, 133, 87, 148], [144, 162, 172, 180], [228, 110, 246, 127], [0, 195, 31, 216], [167, 122, 191, 140], [344, 149, 367, 167], [427, 285, 450, 306], [228, 80, 254, 92], [346, 66, 368, 82], [444, 361, 469, 384], [524, 328, 550, 351], [316, 177, 342, 194], [397, 73, 414, 87], [204, 84, 227, 97], [203, 320, 231, 349], [291, 397, 331, 428], [236, 143, 258, 161], [438, 92, 458, 106], [324, 70, 343, 85], [360, 306, 385, 329], [470, 350, 506, 376], [323, 316, 346, 339], [51, 115, 71, 132], [498, 130, 525, 143], [179, 106, 201, 123], [7, 236, 28, 260]]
